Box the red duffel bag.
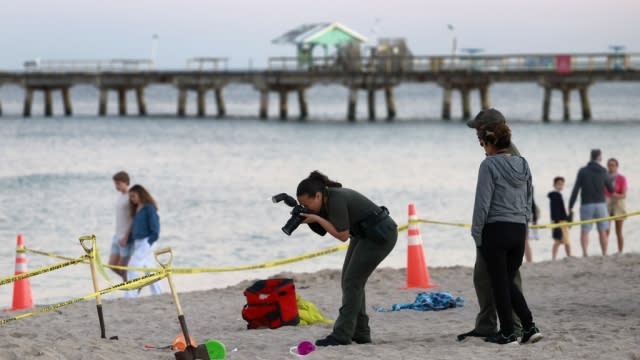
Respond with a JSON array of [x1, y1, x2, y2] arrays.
[[241, 278, 300, 329]]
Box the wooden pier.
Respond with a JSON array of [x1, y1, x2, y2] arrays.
[[1, 53, 639, 121]]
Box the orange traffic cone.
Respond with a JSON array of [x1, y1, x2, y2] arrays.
[[11, 234, 33, 311], [405, 204, 438, 289]]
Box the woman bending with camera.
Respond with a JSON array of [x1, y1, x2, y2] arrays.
[[296, 171, 397, 347], [471, 123, 542, 345]]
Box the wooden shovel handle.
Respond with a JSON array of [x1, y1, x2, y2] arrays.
[[79, 235, 97, 255], [154, 247, 174, 269]]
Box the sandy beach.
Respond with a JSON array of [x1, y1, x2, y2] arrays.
[[1, 253, 639, 360]]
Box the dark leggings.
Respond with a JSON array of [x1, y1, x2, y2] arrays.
[[479, 222, 534, 334]]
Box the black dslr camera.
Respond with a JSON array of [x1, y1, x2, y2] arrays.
[[272, 193, 306, 235]]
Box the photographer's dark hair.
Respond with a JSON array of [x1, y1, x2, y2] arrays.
[[296, 171, 342, 197], [553, 176, 565, 184], [481, 122, 511, 150]]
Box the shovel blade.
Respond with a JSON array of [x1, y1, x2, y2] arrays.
[[174, 345, 211, 360]]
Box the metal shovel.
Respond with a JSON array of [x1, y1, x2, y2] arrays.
[[80, 235, 117, 340], [155, 247, 210, 360]]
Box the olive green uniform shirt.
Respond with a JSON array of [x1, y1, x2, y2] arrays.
[[324, 188, 379, 233]]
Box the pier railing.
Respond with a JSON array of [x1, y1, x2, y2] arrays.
[[23, 59, 154, 72], [267, 52, 640, 73]]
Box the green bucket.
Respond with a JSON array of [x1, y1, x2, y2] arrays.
[[204, 339, 226, 360]]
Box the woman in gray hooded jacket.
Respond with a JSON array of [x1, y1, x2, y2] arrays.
[[471, 122, 543, 345]]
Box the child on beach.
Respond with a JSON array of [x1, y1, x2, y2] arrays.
[[123, 184, 162, 298], [110, 171, 132, 280], [548, 177, 572, 260]]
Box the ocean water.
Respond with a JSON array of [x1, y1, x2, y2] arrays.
[[1, 83, 639, 307]]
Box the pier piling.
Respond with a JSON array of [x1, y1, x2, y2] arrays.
[[562, 87, 571, 122], [177, 88, 187, 117], [279, 90, 288, 120], [368, 89, 376, 121], [44, 89, 53, 117], [479, 85, 490, 110], [136, 87, 147, 116], [197, 89, 206, 117], [297, 88, 308, 120], [441, 86, 452, 120], [347, 88, 358, 122], [62, 87, 73, 116], [385, 87, 396, 121], [259, 90, 269, 119], [118, 88, 127, 116], [579, 87, 591, 121], [461, 88, 471, 120], [542, 87, 551, 122], [98, 89, 108, 116], [23, 89, 33, 117], [214, 88, 226, 117]]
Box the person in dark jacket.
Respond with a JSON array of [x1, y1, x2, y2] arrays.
[[568, 149, 615, 257], [295, 171, 397, 347], [471, 122, 542, 345], [548, 177, 572, 260], [123, 184, 161, 298]]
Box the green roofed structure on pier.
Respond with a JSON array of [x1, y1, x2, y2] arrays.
[[272, 22, 367, 68]]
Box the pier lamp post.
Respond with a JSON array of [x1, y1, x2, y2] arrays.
[[447, 24, 457, 69]]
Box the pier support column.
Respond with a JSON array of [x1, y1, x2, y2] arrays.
[[62, 87, 72, 116], [177, 88, 187, 117], [259, 90, 269, 119], [197, 89, 206, 117], [297, 88, 308, 120], [461, 88, 471, 120], [579, 87, 591, 121], [441, 86, 452, 120], [562, 87, 571, 122], [542, 87, 551, 122], [118, 88, 127, 116], [214, 88, 226, 118], [479, 85, 490, 110], [44, 89, 53, 117], [385, 87, 396, 121], [367, 89, 376, 121], [99, 89, 108, 116], [136, 87, 147, 116], [279, 90, 288, 120], [347, 88, 357, 122], [23, 88, 33, 117]]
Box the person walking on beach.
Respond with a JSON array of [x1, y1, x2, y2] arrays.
[[123, 184, 162, 298], [605, 158, 628, 253], [471, 122, 542, 345], [458, 108, 524, 341], [295, 171, 397, 347], [568, 149, 614, 257], [110, 171, 132, 280], [548, 177, 572, 260]]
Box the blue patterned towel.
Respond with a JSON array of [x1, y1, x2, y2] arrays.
[[376, 292, 464, 312]]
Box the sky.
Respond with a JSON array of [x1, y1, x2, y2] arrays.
[[0, 0, 638, 69]]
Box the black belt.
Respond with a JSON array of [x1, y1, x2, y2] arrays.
[[352, 206, 390, 238]]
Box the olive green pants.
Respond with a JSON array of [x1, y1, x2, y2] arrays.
[[331, 230, 397, 343], [473, 248, 523, 335]]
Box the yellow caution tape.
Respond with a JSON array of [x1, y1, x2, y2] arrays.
[[0, 255, 89, 287], [0, 271, 167, 325], [103, 243, 350, 274], [21, 247, 86, 262]]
